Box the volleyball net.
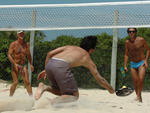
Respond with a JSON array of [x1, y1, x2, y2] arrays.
[[0, 1, 150, 31], [1, 1, 150, 89]]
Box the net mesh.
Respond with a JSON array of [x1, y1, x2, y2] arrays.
[[0, 1, 150, 31], [1, 1, 150, 90]]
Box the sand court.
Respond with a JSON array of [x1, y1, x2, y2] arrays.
[[0, 82, 150, 113], [0, 87, 34, 112], [0, 96, 34, 112]]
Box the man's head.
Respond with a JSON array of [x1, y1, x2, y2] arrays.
[[80, 35, 97, 53], [127, 28, 137, 38], [17, 31, 25, 38]]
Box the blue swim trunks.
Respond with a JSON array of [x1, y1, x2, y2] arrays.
[[130, 60, 144, 69]]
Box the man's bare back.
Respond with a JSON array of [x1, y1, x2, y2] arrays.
[[125, 37, 148, 62], [45, 45, 92, 67]]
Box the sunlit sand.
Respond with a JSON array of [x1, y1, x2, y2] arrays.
[[0, 82, 150, 113]]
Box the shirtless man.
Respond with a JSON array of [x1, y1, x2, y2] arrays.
[[35, 36, 115, 105], [124, 28, 150, 102], [8, 31, 34, 96]]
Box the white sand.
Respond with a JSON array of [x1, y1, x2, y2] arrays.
[[0, 82, 150, 113]]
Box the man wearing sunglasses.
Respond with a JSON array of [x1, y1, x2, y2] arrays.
[[124, 28, 150, 102]]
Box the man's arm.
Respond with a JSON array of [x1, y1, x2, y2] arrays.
[[124, 40, 129, 71], [85, 60, 114, 94], [143, 38, 150, 60], [45, 46, 66, 66], [26, 43, 34, 72], [143, 38, 150, 68], [8, 42, 18, 71], [26, 43, 32, 65], [8, 42, 16, 65]]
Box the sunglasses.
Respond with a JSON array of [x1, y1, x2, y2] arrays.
[[127, 31, 136, 33]]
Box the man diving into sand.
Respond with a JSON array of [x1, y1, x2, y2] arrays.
[[8, 31, 34, 96], [35, 35, 115, 105], [124, 28, 150, 102]]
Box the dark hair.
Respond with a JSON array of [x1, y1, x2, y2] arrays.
[[80, 36, 97, 52], [127, 28, 137, 33]]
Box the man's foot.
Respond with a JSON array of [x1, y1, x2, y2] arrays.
[[35, 82, 45, 100], [134, 96, 142, 102]]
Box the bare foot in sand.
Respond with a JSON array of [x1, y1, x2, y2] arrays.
[[35, 82, 45, 100], [135, 96, 142, 102]]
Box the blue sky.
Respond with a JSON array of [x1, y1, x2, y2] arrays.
[[0, 0, 149, 40]]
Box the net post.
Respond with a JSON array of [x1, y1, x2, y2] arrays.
[[110, 10, 119, 90], [28, 10, 36, 84]]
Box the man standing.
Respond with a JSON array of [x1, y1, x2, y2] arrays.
[[124, 28, 150, 102], [8, 31, 34, 96], [35, 36, 115, 105]]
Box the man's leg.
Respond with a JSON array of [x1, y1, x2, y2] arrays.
[[51, 93, 79, 105], [35, 82, 61, 100], [137, 65, 146, 102], [130, 68, 139, 99], [22, 66, 32, 96], [10, 67, 18, 96], [35, 82, 79, 105]]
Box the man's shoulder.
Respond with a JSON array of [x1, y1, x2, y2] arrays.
[[125, 39, 130, 43], [137, 36, 144, 40], [65, 45, 81, 50], [10, 40, 17, 46], [65, 45, 78, 48], [137, 36, 145, 41]]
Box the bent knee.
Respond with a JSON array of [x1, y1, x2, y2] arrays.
[[62, 91, 79, 98], [73, 91, 79, 98]]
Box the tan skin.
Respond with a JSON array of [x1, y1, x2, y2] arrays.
[[8, 32, 34, 96], [124, 28, 150, 102], [35, 45, 115, 104]]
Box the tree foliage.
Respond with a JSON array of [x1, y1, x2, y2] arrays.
[[1, 28, 150, 90]]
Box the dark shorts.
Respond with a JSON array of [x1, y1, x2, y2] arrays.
[[45, 58, 78, 95]]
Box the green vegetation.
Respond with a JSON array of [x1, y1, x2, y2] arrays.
[[0, 28, 150, 90]]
